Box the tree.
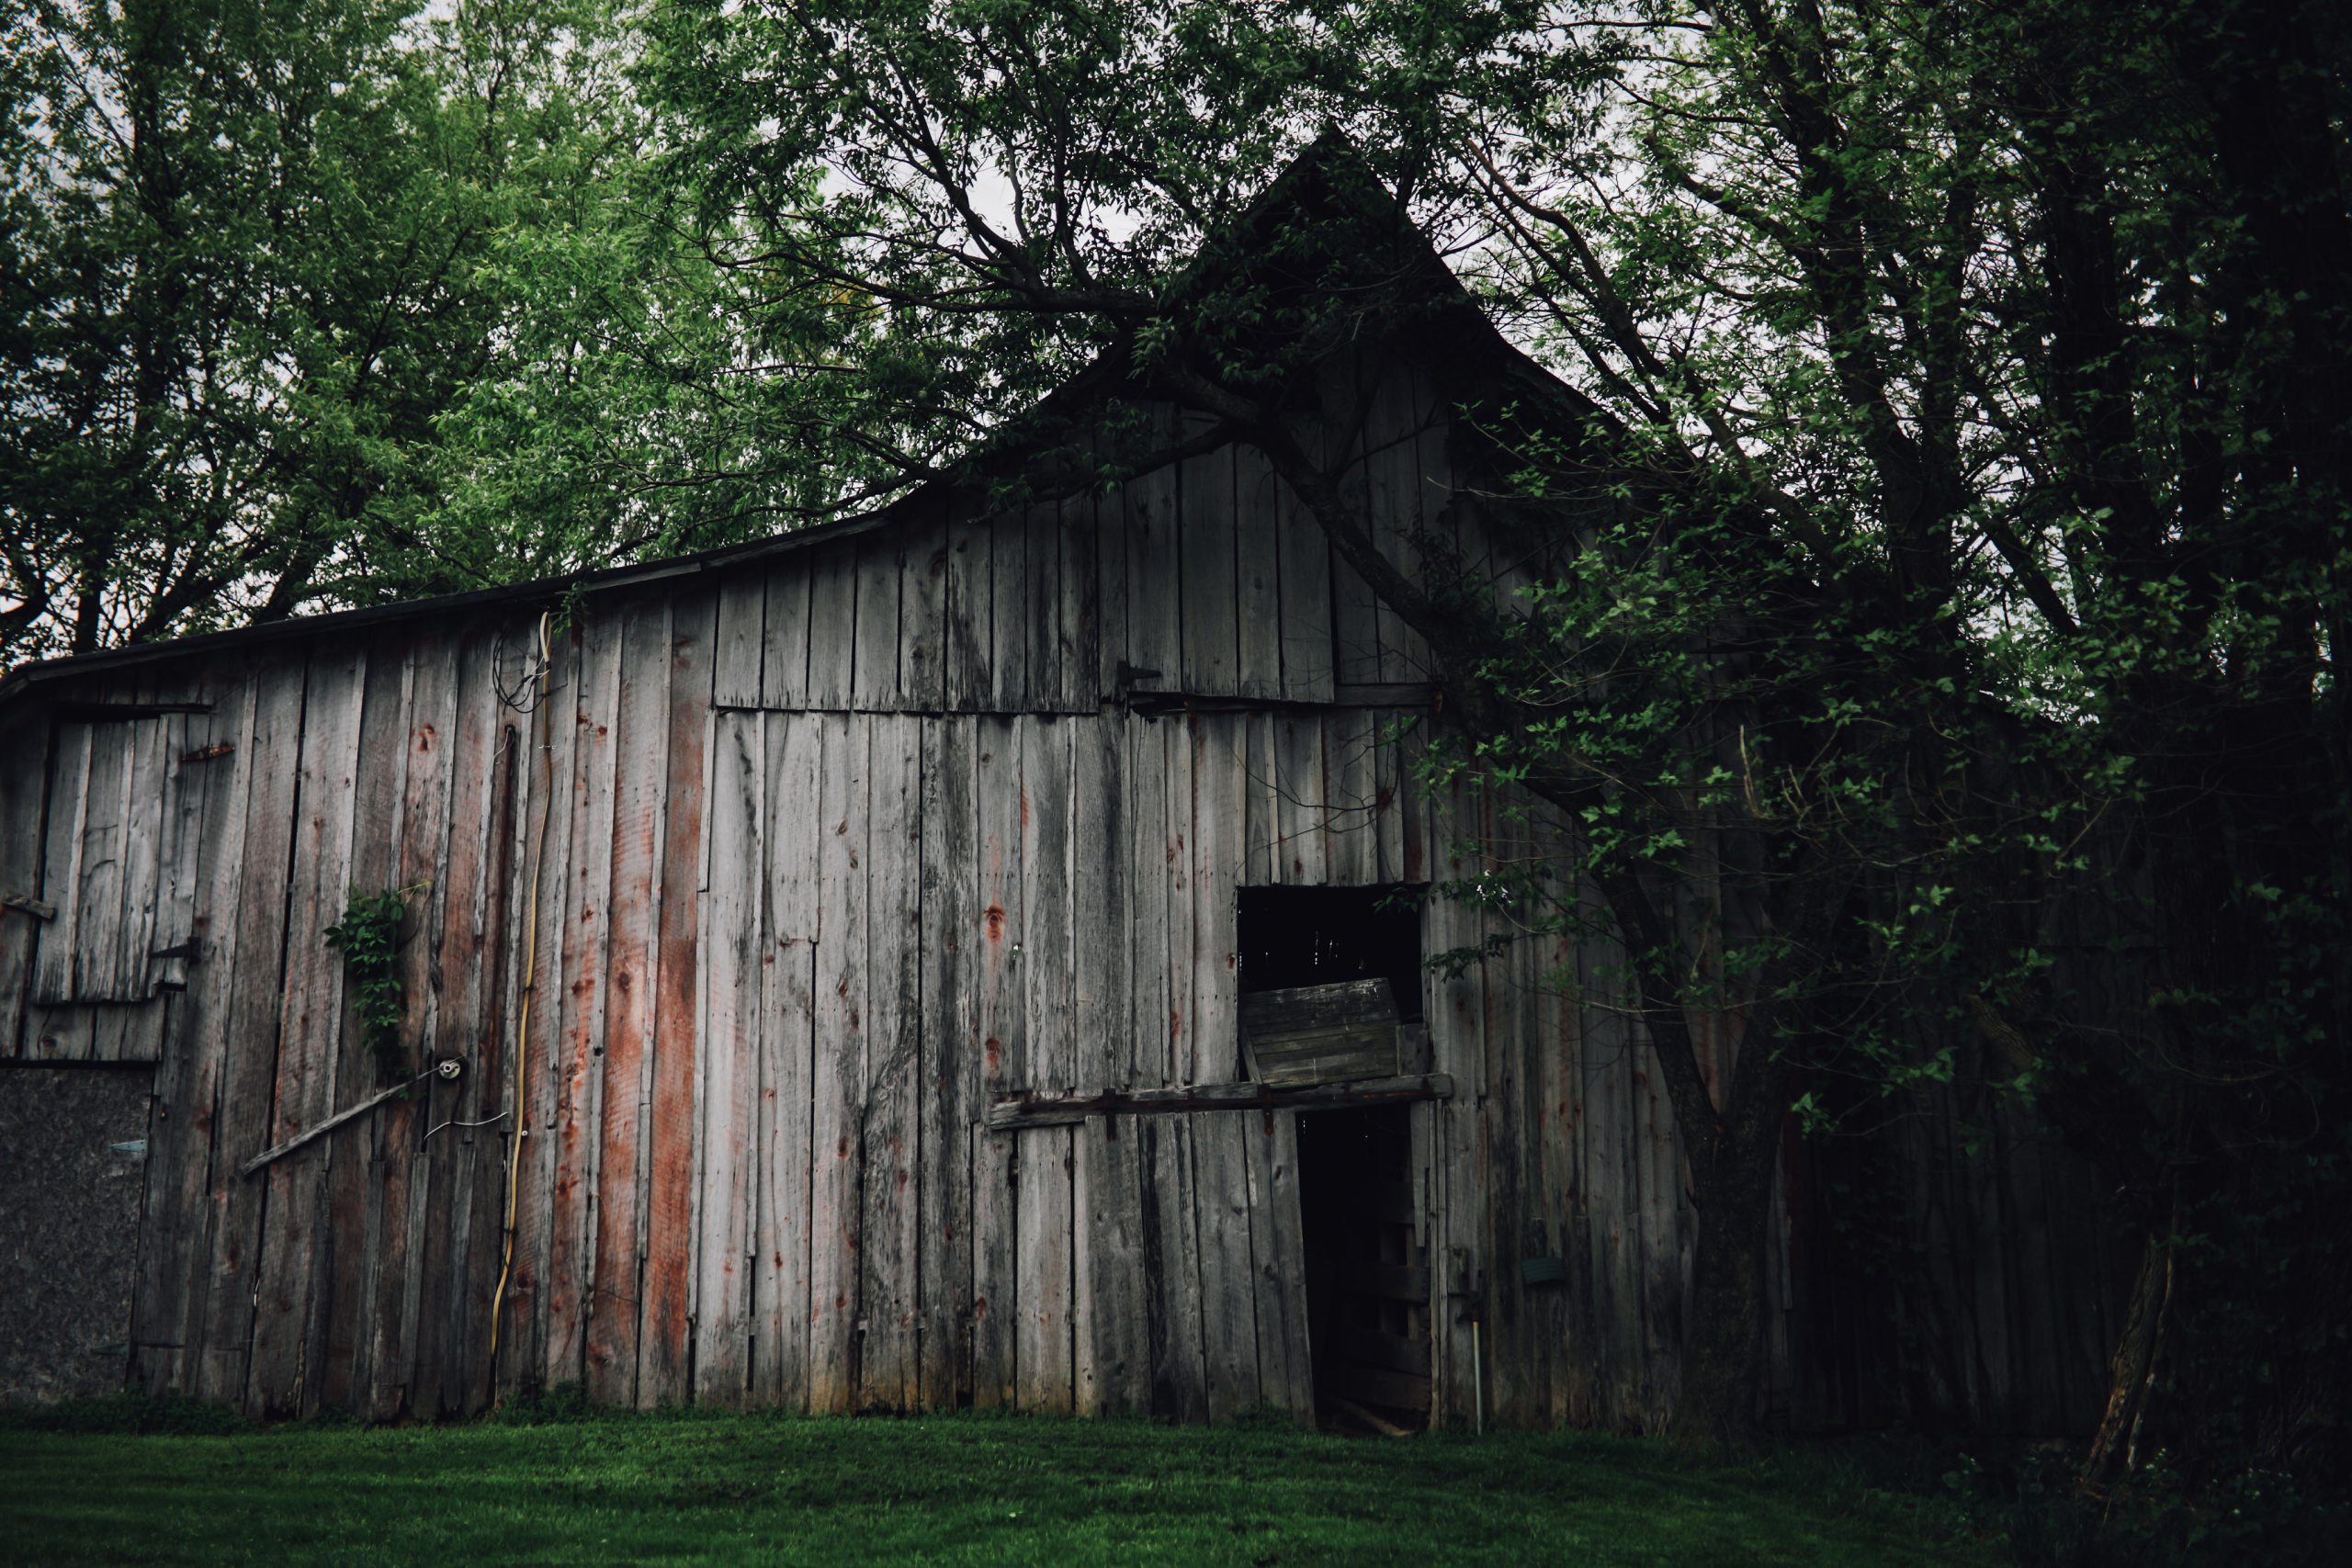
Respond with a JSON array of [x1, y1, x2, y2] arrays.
[[0, 0, 806, 667]]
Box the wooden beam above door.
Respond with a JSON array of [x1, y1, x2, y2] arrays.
[[986, 1072, 1453, 1131]]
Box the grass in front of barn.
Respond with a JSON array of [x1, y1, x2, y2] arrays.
[[0, 1397, 1996, 1566]]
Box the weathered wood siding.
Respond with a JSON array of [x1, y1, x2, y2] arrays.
[[0, 355, 2117, 1432]]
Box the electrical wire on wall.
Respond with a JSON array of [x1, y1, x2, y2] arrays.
[[488, 611, 556, 1368]]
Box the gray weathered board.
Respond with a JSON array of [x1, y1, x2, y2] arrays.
[[1240, 978, 1402, 1089]]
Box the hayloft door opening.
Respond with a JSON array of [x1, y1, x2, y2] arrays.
[[1238, 885, 1431, 1432]]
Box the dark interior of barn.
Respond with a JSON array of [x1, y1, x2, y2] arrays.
[[1238, 884, 1432, 1432]]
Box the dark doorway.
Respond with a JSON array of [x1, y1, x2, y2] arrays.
[[1295, 1103, 1431, 1432], [1237, 886, 1426, 1023]]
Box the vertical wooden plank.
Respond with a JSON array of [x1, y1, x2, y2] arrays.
[[805, 545, 859, 711], [1245, 1110, 1316, 1422], [859, 714, 923, 1408], [901, 520, 950, 712], [1178, 442, 1238, 695], [968, 716, 1023, 1406], [1373, 713, 1408, 886], [246, 645, 367, 1416], [1015, 502, 1063, 719], [1071, 719, 1129, 1097], [1398, 717, 1431, 887], [70, 718, 131, 999], [1190, 716, 1242, 1085], [853, 536, 904, 711], [1024, 503, 1063, 714], [640, 590, 712, 1405], [715, 570, 768, 708], [1073, 1111, 1145, 1416], [695, 581, 762, 1410], [762, 562, 813, 709], [754, 711, 820, 1409], [944, 517, 994, 711], [1139, 1114, 1208, 1421], [1057, 489, 1098, 712], [1234, 444, 1283, 701], [114, 715, 168, 997], [1240, 711, 1277, 889], [192, 664, 291, 1406], [917, 717, 977, 1407], [1094, 456, 1130, 704], [987, 513, 1029, 712], [1193, 1111, 1262, 1422], [1275, 463, 1336, 704], [1122, 411, 1182, 694], [584, 604, 669, 1406], [1326, 713, 1380, 886], [695, 706, 762, 1404], [1126, 720, 1170, 1085], [1366, 366, 1432, 682], [1272, 713, 1329, 887], [1163, 717, 1196, 1088], [1072, 717, 1144, 1415], [1329, 447, 1384, 686], [546, 613, 623, 1392], [1015, 716, 1074, 1412], [147, 710, 203, 998], [1188, 716, 1259, 1418], [28, 720, 91, 1005], [808, 713, 865, 1412]]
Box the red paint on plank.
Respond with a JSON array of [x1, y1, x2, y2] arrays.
[[640, 595, 711, 1404]]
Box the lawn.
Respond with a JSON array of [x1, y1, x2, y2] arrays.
[[0, 1404, 1998, 1566]]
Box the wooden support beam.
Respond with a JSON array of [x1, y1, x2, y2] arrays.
[[239, 1066, 436, 1178], [986, 1072, 1452, 1131]]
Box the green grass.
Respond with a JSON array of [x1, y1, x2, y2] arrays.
[[0, 1402, 2000, 1566]]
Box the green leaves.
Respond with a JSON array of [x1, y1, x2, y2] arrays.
[[323, 880, 425, 1083]]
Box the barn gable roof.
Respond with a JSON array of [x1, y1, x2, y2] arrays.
[[0, 136, 1598, 710]]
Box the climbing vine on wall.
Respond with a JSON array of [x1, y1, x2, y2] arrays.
[[324, 882, 428, 1083]]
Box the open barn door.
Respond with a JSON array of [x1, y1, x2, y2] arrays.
[[1238, 884, 1432, 1432]]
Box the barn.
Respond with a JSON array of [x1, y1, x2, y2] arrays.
[[0, 145, 2120, 1431]]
